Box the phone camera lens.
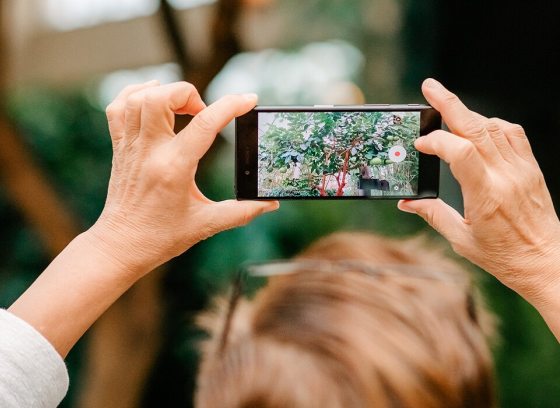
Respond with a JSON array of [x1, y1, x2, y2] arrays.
[[244, 170, 251, 176]]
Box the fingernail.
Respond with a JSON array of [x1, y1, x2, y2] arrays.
[[397, 200, 416, 214], [424, 78, 441, 88], [242, 93, 258, 103], [145, 79, 160, 85]]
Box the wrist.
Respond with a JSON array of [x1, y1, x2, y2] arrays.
[[510, 235, 560, 312], [83, 221, 155, 284], [523, 248, 560, 342], [9, 229, 149, 356]]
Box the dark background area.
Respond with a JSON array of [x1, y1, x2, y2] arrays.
[[426, 2, 560, 405], [435, 0, 560, 203]]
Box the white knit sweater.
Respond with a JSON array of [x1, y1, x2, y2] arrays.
[[0, 309, 69, 407]]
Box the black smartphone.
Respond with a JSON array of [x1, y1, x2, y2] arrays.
[[235, 104, 440, 200]]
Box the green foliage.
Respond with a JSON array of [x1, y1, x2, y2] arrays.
[[6, 88, 112, 225]]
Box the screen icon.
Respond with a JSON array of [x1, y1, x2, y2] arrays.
[[388, 145, 406, 163]]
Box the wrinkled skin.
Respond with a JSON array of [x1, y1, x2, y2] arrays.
[[399, 79, 560, 339], [90, 81, 279, 276]]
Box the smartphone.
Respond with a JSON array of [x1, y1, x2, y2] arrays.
[[236, 105, 440, 200]]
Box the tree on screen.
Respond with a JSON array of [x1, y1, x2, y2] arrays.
[[259, 111, 419, 196]]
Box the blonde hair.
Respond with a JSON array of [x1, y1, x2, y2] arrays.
[[196, 232, 496, 408]]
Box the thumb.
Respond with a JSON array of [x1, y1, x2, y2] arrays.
[[209, 200, 280, 232], [398, 198, 469, 246]]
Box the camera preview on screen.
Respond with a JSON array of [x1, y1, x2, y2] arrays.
[[257, 111, 420, 198]]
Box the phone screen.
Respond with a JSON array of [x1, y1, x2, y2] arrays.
[[256, 111, 421, 198]]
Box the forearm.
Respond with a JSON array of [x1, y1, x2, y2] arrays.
[[537, 304, 560, 342], [526, 273, 560, 342], [8, 230, 147, 357]]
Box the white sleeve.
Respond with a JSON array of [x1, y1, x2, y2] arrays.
[[0, 309, 69, 408]]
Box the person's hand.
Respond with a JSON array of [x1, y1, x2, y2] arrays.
[[8, 81, 278, 358], [88, 81, 279, 276], [398, 78, 560, 304]]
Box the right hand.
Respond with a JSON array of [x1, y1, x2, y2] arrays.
[[89, 81, 279, 278], [398, 79, 560, 304]]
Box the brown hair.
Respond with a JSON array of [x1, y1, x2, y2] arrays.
[[195, 232, 496, 408]]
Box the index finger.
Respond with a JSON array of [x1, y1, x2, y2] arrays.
[[178, 93, 258, 161], [134, 82, 207, 140], [142, 81, 206, 120]]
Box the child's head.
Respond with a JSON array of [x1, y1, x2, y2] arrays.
[[196, 232, 495, 408]]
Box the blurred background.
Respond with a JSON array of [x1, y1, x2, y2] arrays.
[[1, 0, 559, 406]]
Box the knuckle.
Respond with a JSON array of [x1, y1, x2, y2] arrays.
[[485, 118, 502, 133], [463, 117, 486, 138], [508, 123, 526, 138], [143, 88, 159, 104], [125, 92, 145, 111], [520, 163, 543, 187], [178, 81, 196, 93], [142, 89, 165, 110], [122, 83, 142, 93], [105, 102, 122, 120]]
